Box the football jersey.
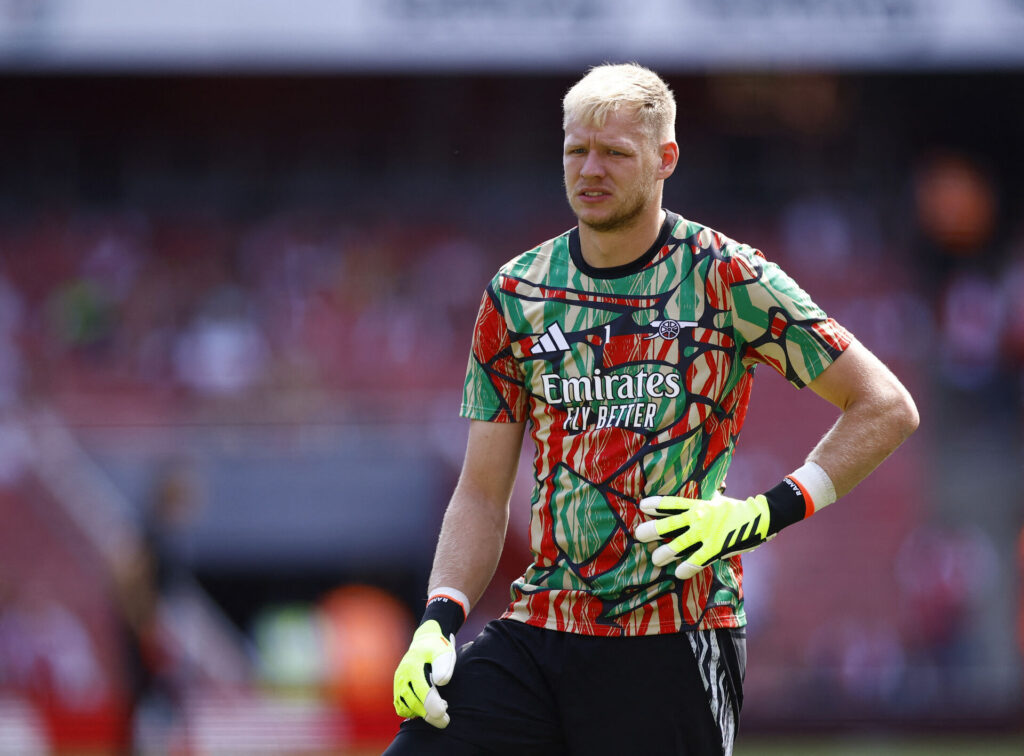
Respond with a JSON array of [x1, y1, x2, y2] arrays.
[[461, 211, 851, 636]]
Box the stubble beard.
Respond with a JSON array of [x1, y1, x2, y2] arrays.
[[567, 170, 659, 234], [575, 189, 649, 233]]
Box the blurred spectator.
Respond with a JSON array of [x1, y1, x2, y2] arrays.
[[1019, 526, 1024, 661], [1002, 235, 1024, 371], [780, 194, 857, 273], [0, 579, 108, 711], [894, 523, 999, 708], [914, 152, 998, 260], [0, 577, 121, 752], [320, 585, 411, 743], [173, 285, 270, 397], [937, 270, 1008, 392], [114, 456, 206, 751], [0, 413, 32, 485], [250, 585, 412, 746], [45, 277, 116, 355], [0, 272, 25, 408]]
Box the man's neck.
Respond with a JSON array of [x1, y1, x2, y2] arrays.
[[577, 207, 667, 270]]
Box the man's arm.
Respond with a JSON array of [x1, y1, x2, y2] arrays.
[[393, 418, 525, 728], [636, 338, 919, 579], [429, 418, 526, 607], [804, 338, 919, 496]]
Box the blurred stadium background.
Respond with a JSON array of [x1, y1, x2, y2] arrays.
[[0, 1, 1022, 753]]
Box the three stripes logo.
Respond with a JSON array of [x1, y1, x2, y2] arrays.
[[725, 515, 761, 550], [530, 323, 571, 356]]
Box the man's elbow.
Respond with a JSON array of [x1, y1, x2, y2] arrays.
[[889, 385, 920, 442]]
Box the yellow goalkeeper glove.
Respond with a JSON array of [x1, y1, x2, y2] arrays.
[[635, 492, 775, 580], [635, 467, 837, 579], [393, 589, 467, 729], [393, 619, 457, 728]]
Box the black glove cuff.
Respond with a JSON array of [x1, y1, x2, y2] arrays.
[[420, 594, 467, 637], [764, 478, 807, 536]]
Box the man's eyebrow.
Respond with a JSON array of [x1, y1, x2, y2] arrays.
[[596, 139, 636, 151], [564, 135, 636, 149]]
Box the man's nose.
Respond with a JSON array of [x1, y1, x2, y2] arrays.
[[581, 151, 605, 178]]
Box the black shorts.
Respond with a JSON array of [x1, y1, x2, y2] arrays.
[[384, 618, 746, 756]]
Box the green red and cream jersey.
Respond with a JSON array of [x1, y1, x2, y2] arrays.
[[460, 211, 851, 636]]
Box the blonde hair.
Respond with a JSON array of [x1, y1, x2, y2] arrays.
[[562, 63, 676, 144]]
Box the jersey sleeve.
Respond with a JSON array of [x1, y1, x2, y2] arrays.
[[460, 282, 528, 422], [725, 245, 852, 388]]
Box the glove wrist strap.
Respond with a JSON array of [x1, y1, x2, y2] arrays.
[[764, 461, 837, 536], [763, 479, 805, 536], [420, 587, 468, 637]]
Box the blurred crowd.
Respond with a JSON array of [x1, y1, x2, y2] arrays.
[[0, 207, 492, 422]]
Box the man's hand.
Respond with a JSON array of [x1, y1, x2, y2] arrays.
[[635, 492, 774, 580], [393, 620, 457, 728]]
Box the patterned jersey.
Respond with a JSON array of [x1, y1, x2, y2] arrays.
[[460, 211, 851, 636]]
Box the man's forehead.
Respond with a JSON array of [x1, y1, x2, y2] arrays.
[[563, 110, 647, 144]]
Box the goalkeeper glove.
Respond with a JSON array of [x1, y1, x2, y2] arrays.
[[393, 589, 467, 729], [635, 463, 836, 580], [393, 620, 457, 728]]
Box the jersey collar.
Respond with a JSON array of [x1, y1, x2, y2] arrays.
[[569, 210, 680, 280]]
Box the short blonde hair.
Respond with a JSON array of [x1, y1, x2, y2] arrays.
[[562, 63, 676, 144]]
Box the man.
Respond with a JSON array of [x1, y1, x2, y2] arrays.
[[385, 63, 918, 756]]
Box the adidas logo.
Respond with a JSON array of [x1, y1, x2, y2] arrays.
[[530, 322, 571, 355]]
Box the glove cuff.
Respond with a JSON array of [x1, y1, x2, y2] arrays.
[[764, 461, 836, 536], [420, 588, 468, 637], [763, 478, 808, 536]]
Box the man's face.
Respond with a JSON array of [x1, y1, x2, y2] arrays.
[[563, 108, 668, 233]]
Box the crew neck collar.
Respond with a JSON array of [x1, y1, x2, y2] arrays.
[[569, 211, 679, 280]]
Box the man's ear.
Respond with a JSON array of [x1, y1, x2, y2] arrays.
[[658, 141, 680, 179]]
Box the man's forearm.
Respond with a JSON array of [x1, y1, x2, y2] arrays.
[[636, 349, 919, 578], [392, 421, 521, 729], [428, 477, 510, 611]]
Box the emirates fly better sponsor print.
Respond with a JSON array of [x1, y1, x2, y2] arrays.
[[538, 318, 691, 432]]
